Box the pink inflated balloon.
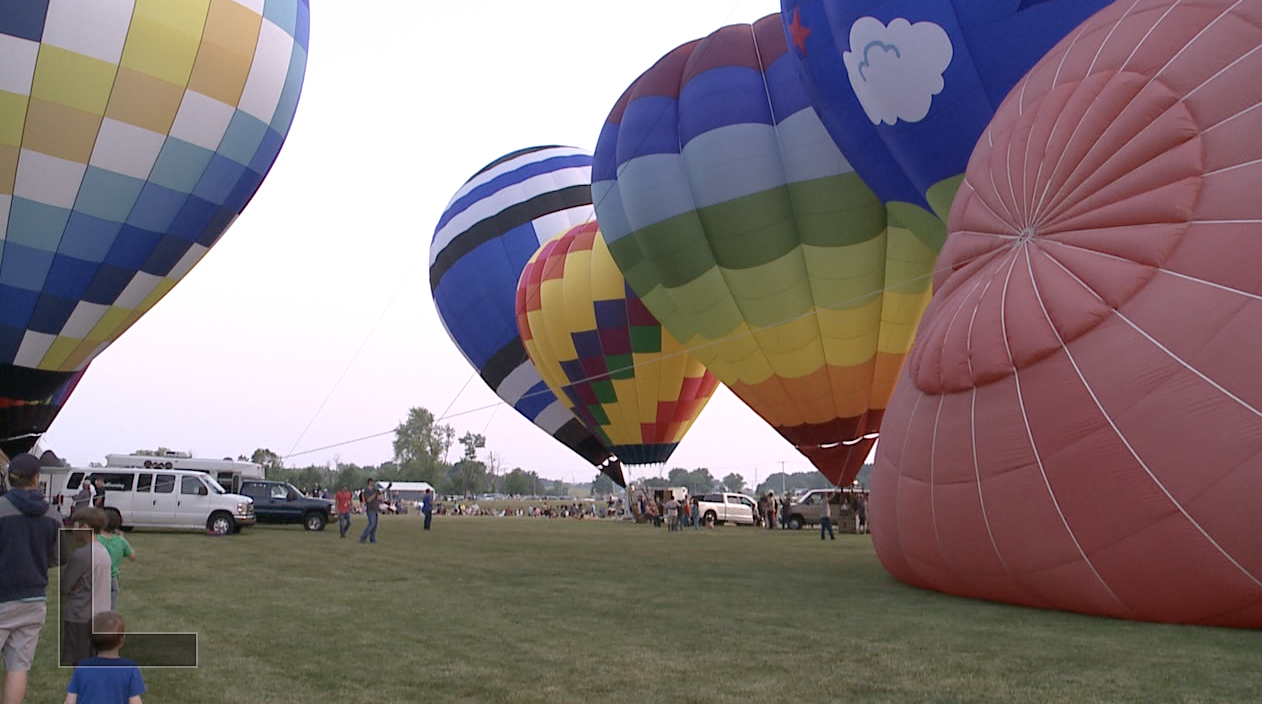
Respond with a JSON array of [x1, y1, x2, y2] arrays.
[[873, 0, 1262, 628]]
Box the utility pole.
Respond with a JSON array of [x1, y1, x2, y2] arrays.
[[780, 460, 786, 495]]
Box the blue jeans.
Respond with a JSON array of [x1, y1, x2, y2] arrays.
[[423, 511, 432, 530], [338, 512, 351, 537], [360, 510, 378, 543], [821, 517, 835, 540]]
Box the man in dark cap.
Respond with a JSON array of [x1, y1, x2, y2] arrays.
[[0, 453, 63, 704]]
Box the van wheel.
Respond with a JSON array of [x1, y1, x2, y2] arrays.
[[207, 512, 234, 536], [788, 515, 804, 530], [304, 512, 326, 531]]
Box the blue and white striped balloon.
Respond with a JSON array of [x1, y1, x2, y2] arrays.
[[429, 145, 623, 486]]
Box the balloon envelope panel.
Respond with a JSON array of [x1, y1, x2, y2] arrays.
[[516, 222, 718, 466], [780, 0, 1111, 244], [874, 0, 1262, 628], [430, 146, 623, 485], [593, 14, 935, 484], [0, 0, 309, 453]]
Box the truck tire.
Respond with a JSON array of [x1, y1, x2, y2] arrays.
[[304, 512, 326, 532], [705, 510, 719, 526], [788, 515, 804, 530], [207, 512, 234, 536]]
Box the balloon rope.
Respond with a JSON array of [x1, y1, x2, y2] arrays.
[[284, 239, 429, 460]]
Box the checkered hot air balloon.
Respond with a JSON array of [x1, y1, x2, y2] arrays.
[[431, 146, 625, 486], [592, 15, 934, 485], [0, 0, 309, 457], [515, 222, 718, 466]]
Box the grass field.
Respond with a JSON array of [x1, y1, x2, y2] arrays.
[[26, 515, 1261, 704]]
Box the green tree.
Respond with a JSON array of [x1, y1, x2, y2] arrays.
[[665, 467, 716, 495], [458, 432, 485, 461], [250, 448, 284, 475], [547, 479, 570, 497], [722, 473, 745, 493], [392, 407, 455, 485], [590, 472, 616, 496], [444, 432, 488, 496], [501, 467, 538, 496]]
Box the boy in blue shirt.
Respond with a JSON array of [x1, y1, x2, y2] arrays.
[[64, 611, 145, 704]]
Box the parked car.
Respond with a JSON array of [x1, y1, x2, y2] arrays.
[[61, 469, 255, 535], [784, 488, 868, 530], [238, 480, 334, 531], [694, 492, 759, 526]]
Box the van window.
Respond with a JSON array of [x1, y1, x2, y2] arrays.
[[154, 475, 175, 494], [95, 473, 134, 492], [136, 474, 152, 493], [181, 476, 205, 495], [67, 472, 84, 490]]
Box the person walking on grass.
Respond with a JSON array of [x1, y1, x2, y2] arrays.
[[820, 492, 836, 541], [1, 453, 63, 704], [61, 508, 111, 666], [334, 485, 353, 538], [63, 611, 145, 704], [97, 513, 135, 611], [421, 488, 434, 531], [359, 478, 382, 544]]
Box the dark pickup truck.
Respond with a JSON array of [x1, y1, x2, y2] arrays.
[[238, 479, 334, 531]]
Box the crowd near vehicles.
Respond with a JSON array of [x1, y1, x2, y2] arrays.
[[694, 492, 759, 526], [238, 479, 334, 531], [59, 467, 255, 535], [783, 488, 869, 530]]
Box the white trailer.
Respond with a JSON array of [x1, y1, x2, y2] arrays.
[[106, 452, 264, 493]]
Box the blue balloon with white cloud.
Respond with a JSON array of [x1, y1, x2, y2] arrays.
[[780, 0, 1112, 248]]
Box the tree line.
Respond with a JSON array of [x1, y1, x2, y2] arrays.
[[245, 406, 580, 497], [230, 405, 868, 498]]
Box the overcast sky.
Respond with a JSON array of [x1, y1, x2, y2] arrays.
[[40, 0, 855, 485]]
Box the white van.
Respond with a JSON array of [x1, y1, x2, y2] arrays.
[[61, 468, 256, 535]]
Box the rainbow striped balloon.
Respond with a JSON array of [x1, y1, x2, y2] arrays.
[[592, 14, 935, 485]]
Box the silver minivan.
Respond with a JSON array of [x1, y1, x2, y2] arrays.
[[62, 469, 256, 535]]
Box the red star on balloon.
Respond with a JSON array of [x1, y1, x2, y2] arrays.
[[789, 7, 811, 55]]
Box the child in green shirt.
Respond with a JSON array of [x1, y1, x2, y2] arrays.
[[96, 512, 136, 611]]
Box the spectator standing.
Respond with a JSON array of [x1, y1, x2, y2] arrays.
[[780, 494, 792, 529], [421, 489, 434, 531], [359, 478, 382, 544], [97, 513, 136, 611], [91, 479, 106, 509], [765, 491, 777, 530], [71, 479, 95, 518], [820, 493, 836, 541], [0, 453, 63, 704], [61, 508, 111, 666], [334, 485, 353, 538], [63, 611, 145, 704]]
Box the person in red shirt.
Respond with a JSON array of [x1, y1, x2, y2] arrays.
[[334, 485, 353, 538]]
